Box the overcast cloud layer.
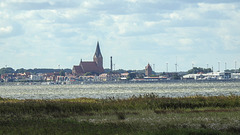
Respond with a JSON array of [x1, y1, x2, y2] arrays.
[[0, 0, 240, 72]]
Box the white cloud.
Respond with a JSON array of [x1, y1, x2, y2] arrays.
[[179, 38, 193, 45], [169, 12, 182, 20], [198, 3, 237, 11], [0, 2, 7, 8], [0, 26, 13, 33], [125, 0, 137, 3]]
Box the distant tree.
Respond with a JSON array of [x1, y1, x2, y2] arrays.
[[26, 69, 35, 74], [84, 72, 93, 76], [104, 68, 112, 73], [79, 76, 84, 81], [114, 69, 124, 73], [161, 72, 166, 75], [59, 70, 65, 76], [203, 68, 212, 73], [127, 73, 136, 80], [187, 67, 212, 74], [225, 68, 240, 73], [172, 74, 181, 80], [16, 68, 26, 73], [63, 69, 72, 73], [0, 67, 15, 74], [136, 73, 144, 79]]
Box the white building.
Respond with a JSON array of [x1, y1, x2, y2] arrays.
[[231, 73, 240, 79], [30, 75, 42, 81], [183, 72, 231, 80]]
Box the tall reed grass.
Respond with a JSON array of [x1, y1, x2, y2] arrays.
[[1, 94, 240, 134], [1, 94, 240, 115]]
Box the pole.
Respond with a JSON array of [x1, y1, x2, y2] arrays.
[[175, 63, 177, 72], [235, 61, 237, 73], [176, 56, 178, 72], [110, 56, 112, 71], [166, 63, 168, 73], [218, 62, 220, 72]]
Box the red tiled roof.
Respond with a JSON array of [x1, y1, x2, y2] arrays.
[[72, 61, 104, 76], [81, 61, 104, 73], [146, 63, 152, 70], [73, 65, 83, 74]]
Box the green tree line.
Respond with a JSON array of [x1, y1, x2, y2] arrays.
[[0, 67, 72, 75], [187, 67, 212, 74]]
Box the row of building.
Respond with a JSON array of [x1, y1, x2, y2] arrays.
[[0, 72, 67, 82], [2, 69, 240, 83], [183, 72, 240, 80], [0, 72, 152, 83], [2, 42, 240, 83]]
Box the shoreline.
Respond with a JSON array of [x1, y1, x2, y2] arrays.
[[1, 79, 240, 86]]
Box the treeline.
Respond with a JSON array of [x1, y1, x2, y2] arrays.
[[187, 67, 240, 74], [187, 67, 212, 74], [225, 69, 240, 73], [0, 67, 72, 75]]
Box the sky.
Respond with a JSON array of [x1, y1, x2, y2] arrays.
[[0, 0, 240, 72]]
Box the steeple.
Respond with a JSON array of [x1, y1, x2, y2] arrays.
[[94, 41, 102, 58], [79, 59, 82, 65], [93, 41, 103, 68]]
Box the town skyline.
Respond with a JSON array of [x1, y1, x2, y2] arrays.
[[0, 0, 240, 72]]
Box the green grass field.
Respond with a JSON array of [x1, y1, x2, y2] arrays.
[[1, 94, 240, 134]]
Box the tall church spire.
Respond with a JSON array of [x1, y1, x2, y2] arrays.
[[94, 41, 102, 57], [93, 41, 103, 68]]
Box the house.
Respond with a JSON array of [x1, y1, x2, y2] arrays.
[[232, 73, 240, 79], [99, 73, 120, 81], [183, 72, 233, 80], [30, 75, 42, 81], [120, 73, 129, 80], [43, 72, 59, 81]]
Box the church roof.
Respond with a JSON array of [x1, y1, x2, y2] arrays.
[[94, 41, 102, 58], [72, 61, 104, 76], [80, 61, 103, 73], [145, 63, 152, 70], [73, 65, 83, 74]]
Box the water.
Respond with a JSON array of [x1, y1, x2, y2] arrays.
[[0, 81, 240, 99]]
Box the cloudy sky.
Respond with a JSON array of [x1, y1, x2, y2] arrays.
[[0, 0, 240, 72]]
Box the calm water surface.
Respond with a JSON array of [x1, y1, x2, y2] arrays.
[[0, 81, 240, 99]]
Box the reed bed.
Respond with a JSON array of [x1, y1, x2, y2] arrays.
[[1, 94, 240, 134]]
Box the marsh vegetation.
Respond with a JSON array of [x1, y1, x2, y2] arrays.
[[1, 94, 240, 134]]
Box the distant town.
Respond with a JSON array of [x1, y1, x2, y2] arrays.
[[1, 42, 240, 84]]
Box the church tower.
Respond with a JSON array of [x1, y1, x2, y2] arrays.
[[145, 63, 152, 77], [93, 41, 103, 68]]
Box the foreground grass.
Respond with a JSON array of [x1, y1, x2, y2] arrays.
[[1, 94, 240, 134]]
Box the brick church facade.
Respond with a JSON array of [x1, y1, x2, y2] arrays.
[[145, 63, 152, 77], [72, 42, 104, 76]]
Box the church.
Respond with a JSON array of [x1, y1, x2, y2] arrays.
[[72, 42, 104, 76]]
